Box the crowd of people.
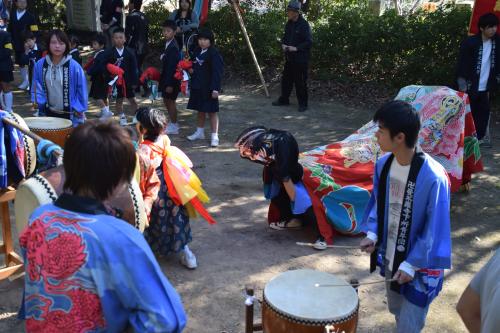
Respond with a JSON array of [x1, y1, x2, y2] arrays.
[[0, 0, 497, 332]]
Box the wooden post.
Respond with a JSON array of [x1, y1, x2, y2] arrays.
[[228, 0, 270, 97], [0, 188, 23, 281], [245, 287, 255, 333]]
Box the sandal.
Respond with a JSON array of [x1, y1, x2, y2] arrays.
[[269, 218, 303, 230]]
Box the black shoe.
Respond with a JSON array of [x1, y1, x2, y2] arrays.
[[272, 99, 290, 106], [298, 105, 308, 112]]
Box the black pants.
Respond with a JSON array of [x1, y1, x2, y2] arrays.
[[279, 61, 309, 107], [469, 91, 490, 140]]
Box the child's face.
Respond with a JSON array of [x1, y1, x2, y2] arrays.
[[198, 37, 211, 49], [17, 0, 27, 10], [25, 38, 36, 49], [49, 35, 66, 57], [92, 41, 104, 51], [180, 0, 190, 11], [162, 27, 175, 40], [113, 33, 126, 48]]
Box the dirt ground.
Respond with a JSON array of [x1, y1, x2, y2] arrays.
[[1, 75, 499, 333]]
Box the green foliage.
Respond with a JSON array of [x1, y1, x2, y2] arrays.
[[205, 3, 471, 88], [144, 0, 171, 48], [29, 0, 66, 30], [206, 4, 286, 71]]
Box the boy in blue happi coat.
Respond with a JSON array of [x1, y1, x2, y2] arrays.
[[360, 100, 452, 333]]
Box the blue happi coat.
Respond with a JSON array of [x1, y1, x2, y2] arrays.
[[361, 152, 452, 307]]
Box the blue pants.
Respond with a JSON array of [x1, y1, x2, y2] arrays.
[[385, 263, 430, 333]]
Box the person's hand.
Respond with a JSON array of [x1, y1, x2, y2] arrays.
[[165, 86, 173, 94], [287, 46, 298, 52], [211, 91, 219, 99], [393, 270, 413, 285], [360, 237, 375, 253]]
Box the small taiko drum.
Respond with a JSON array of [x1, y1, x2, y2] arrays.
[[262, 269, 359, 333], [14, 166, 147, 233], [8, 112, 36, 179], [24, 116, 73, 148]]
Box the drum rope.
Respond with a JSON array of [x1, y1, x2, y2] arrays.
[[315, 278, 396, 288]]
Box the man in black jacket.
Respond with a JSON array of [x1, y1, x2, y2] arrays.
[[457, 13, 500, 147], [100, 0, 124, 46], [126, 0, 148, 70], [8, 0, 38, 90], [126, 0, 149, 95], [272, 0, 312, 112]]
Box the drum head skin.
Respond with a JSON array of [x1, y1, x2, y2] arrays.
[[24, 117, 73, 130], [264, 269, 359, 322]]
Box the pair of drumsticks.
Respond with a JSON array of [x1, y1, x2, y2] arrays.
[[295, 242, 398, 288]]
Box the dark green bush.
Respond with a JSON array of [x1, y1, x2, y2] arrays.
[[144, 0, 171, 48], [144, 3, 471, 89]]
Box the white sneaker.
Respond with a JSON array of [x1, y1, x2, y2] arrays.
[[180, 246, 197, 269], [33, 111, 39, 117], [210, 134, 219, 147], [313, 237, 328, 251], [119, 113, 128, 126], [99, 109, 114, 120], [165, 122, 180, 135], [187, 130, 205, 141]]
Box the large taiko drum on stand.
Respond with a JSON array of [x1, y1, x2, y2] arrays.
[[14, 166, 147, 233], [24, 117, 73, 148], [262, 269, 359, 333]]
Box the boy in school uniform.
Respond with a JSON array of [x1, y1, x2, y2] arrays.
[[0, 26, 14, 111], [87, 34, 113, 119], [8, 0, 38, 90], [105, 27, 139, 125], [20, 31, 42, 93], [69, 35, 82, 65], [160, 20, 181, 134]]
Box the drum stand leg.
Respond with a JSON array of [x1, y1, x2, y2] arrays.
[[245, 287, 262, 333], [0, 188, 24, 281]]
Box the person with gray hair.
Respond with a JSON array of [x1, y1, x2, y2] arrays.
[[272, 0, 312, 112]]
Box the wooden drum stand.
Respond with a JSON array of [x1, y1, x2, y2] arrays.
[[0, 187, 23, 280]]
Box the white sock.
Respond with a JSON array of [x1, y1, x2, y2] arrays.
[[3, 92, 13, 111], [197, 127, 204, 133], [211, 132, 219, 139]]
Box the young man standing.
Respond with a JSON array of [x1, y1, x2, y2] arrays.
[[457, 12, 500, 147], [272, 0, 312, 112], [360, 100, 452, 333], [8, 0, 38, 90], [125, 0, 149, 95]]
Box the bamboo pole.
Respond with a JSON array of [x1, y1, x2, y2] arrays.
[[228, 0, 270, 97]]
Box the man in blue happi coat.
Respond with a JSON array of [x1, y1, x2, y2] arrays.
[[360, 100, 452, 333]]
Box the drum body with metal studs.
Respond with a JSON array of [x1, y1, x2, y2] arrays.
[[262, 269, 359, 333], [8, 113, 36, 180], [24, 117, 73, 148], [14, 166, 147, 234]]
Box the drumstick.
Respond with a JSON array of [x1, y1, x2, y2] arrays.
[[2, 117, 62, 157], [314, 278, 397, 288], [296, 242, 361, 249]]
